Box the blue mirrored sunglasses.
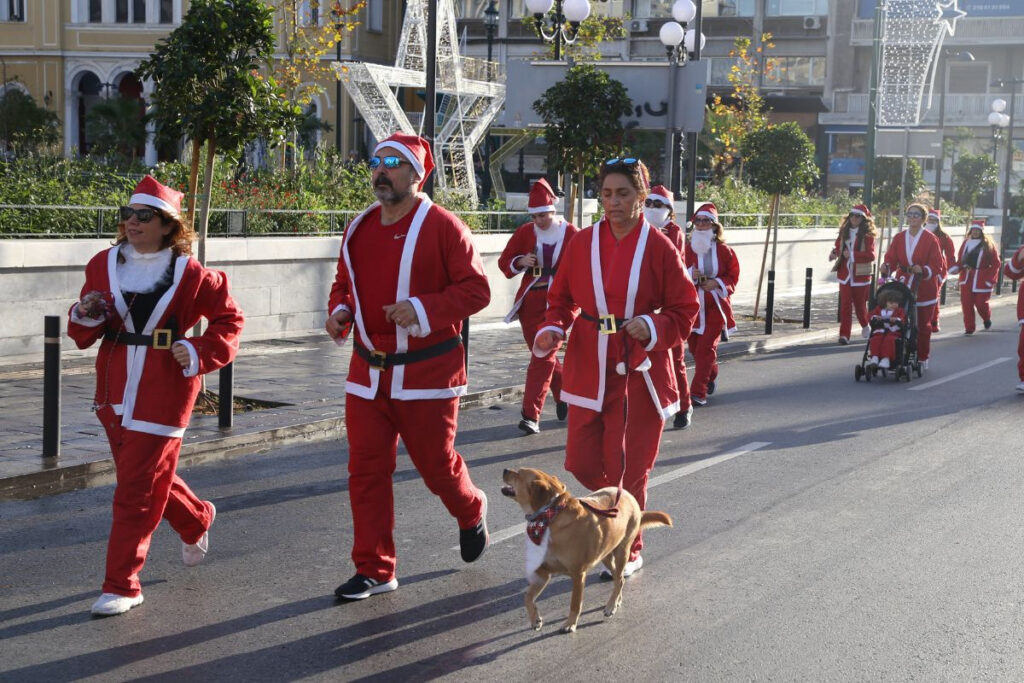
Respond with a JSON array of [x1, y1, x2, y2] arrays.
[[605, 157, 639, 167], [368, 155, 408, 170]]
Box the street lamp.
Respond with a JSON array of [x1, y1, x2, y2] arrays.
[[525, 0, 606, 61], [481, 0, 499, 203], [933, 49, 974, 205], [659, 0, 700, 195], [333, 8, 345, 154], [991, 81, 1022, 266], [989, 100, 1009, 164]]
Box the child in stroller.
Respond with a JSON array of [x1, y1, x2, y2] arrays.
[[855, 281, 922, 381]]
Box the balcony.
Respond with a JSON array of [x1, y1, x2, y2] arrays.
[[820, 93, 1024, 127], [852, 16, 1024, 46]]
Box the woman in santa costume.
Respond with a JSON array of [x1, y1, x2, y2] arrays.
[[325, 133, 491, 601], [68, 176, 244, 616], [643, 184, 693, 430], [498, 178, 578, 435], [1001, 244, 1024, 393], [827, 204, 876, 344], [947, 218, 1001, 335], [880, 202, 945, 370], [685, 202, 740, 407], [924, 208, 956, 332], [534, 158, 698, 578]]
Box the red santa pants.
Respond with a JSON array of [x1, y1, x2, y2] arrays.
[[345, 382, 485, 582], [670, 343, 691, 410], [915, 303, 936, 361], [1018, 325, 1024, 381], [564, 371, 664, 561], [96, 406, 211, 597], [960, 288, 993, 333], [518, 288, 562, 420], [932, 281, 947, 330], [839, 283, 870, 339], [868, 332, 898, 362], [688, 314, 725, 400]]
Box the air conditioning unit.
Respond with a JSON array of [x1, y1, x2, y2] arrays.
[[803, 16, 822, 30], [629, 19, 648, 33]]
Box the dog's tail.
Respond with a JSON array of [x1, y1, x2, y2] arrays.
[[640, 511, 672, 529]]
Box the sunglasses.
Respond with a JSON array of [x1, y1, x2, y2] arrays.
[[692, 217, 712, 224], [119, 206, 162, 223], [644, 198, 670, 208], [368, 155, 409, 170], [605, 157, 639, 167], [905, 212, 924, 218]]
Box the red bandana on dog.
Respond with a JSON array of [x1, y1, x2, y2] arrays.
[[526, 503, 565, 545]]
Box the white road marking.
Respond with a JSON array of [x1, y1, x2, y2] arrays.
[[908, 358, 1011, 391], [466, 441, 771, 549]]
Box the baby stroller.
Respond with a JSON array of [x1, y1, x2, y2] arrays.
[[854, 280, 923, 382]]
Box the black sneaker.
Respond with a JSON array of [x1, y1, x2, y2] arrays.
[[460, 490, 489, 563], [706, 379, 716, 396], [556, 401, 568, 421], [984, 319, 992, 330], [673, 405, 693, 429], [518, 416, 539, 435], [335, 574, 398, 601]]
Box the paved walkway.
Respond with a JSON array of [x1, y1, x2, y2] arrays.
[[0, 283, 998, 499]]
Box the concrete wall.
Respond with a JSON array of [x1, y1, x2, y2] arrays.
[[0, 224, 978, 363]]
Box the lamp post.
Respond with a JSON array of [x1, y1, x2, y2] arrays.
[[933, 50, 974, 206], [333, 9, 344, 154], [682, 2, 704, 224], [989, 100, 1008, 164], [991, 80, 1022, 263], [481, 0, 499, 203], [525, 0, 605, 61], [659, 0, 697, 196]]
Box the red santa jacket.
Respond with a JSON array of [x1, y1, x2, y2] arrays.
[[497, 218, 578, 323], [328, 197, 490, 401], [1002, 245, 1024, 325], [882, 228, 945, 306], [869, 304, 906, 334], [832, 228, 876, 286], [660, 221, 684, 254], [67, 247, 243, 437], [537, 218, 698, 419], [948, 238, 1001, 293], [933, 230, 957, 283], [685, 240, 740, 338]]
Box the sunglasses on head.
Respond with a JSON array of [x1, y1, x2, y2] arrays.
[[368, 155, 409, 170], [605, 157, 639, 167], [644, 198, 669, 208], [119, 206, 162, 223]]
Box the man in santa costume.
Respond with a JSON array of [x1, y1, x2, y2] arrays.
[[325, 132, 491, 601], [1001, 243, 1024, 392], [685, 202, 740, 407], [68, 175, 243, 616], [924, 208, 956, 332], [643, 185, 692, 429], [498, 177, 578, 434], [880, 202, 945, 370], [947, 218, 1001, 335]]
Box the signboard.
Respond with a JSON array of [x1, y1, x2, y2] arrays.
[[499, 60, 708, 134], [874, 129, 943, 158], [859, 0, 1024, 18]]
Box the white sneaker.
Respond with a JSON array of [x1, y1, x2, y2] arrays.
[[878, 358, 890, 369], [921, 359, 929, 371], [183, 502, 215, 567], [861, 325, 870, 339], [599, 554, 644, 581], [91, 592, 144, 616], [1016, 381, 1024, 393], [868, 356, 879, 367]]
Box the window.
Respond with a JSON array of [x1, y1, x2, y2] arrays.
[[160, 0, 173, 23], [766, 0, 828, 16], [115, 0, 146, 23], [636, 0, 753, 18], [116, 0, 128, 23], [1, 0, 25, 21], [89, 0, 102, 22], [948, 63, 990, 94], [455, 0, 491, 17], [367, 0, 382, 32], [763, 56, 826, 88]]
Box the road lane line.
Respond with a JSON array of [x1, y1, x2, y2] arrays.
[[908, 357, 1011, 391], [469, 441, 771, 549]]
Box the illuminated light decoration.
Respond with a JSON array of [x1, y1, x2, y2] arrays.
[[877, 0, 967, 127], [337, 0, 506, 200]]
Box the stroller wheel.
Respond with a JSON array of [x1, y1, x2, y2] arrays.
[[855, 365, 864, 381], [915, 363, 922, 378]]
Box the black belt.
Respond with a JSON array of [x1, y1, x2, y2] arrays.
[[579, 310, 627, 335], [354, 336, 462, 370], [530, 266, 556, 277], [104, 328, 177, 350]]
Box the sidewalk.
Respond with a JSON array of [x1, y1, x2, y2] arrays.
[[0, 285, 990, 500]]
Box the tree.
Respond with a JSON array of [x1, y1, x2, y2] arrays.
[[0, 90, 60, 157], [952, 153, 999, 218], [872, 156, 924, 216], [137, 0, 301, 267], [524, 13, 626, 61], [85, 95, 148, 164], [740, 122, 818, 318], [533, 64, 632, 223]]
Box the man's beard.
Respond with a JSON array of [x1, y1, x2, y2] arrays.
[[373, 178, 415, 205]]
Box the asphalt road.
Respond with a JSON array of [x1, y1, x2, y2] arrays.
[[2, 305, 1023, 682]]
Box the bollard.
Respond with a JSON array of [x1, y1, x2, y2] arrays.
[[803, 267, 813, 329], [996, 269, 1003, 296], [43, 316, 62, 460], [765, 270, 775, 335], [940, 279, 947, 305], [218, 362, 233, 428], [462, 317, 470, 369]]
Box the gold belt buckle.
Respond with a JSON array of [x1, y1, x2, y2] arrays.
[[368, 350, 388, 370], [531, 265, 544, 278], [598, 314, 617, 335], [152, 329, 173, 350]]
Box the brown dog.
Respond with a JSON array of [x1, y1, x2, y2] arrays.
[[500, 467, 672, 633]]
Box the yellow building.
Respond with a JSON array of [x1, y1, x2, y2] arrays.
[[0, 0, 401, 163]]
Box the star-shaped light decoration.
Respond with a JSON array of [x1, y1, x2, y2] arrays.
[[933, 0, 967, 36], [336, 0, 506, 201]]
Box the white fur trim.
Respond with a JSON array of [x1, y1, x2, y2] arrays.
[[174, 340, 200, 377], [849, 208, 867, 217], [129, 193, 178, 215], [532, 325, 564, 357], [408, 297, 431, 337], [527, 204, 555, 214], [639, 314, 658, 352], [374, 140, 425, 176], [330, 303, 351, 317], [70, 306, 105, 327]]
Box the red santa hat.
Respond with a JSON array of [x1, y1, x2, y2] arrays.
[[969, 218, 987, 233], [129, 175, 183, 217], [849, 204, 872, 219], [373, 132, 435, 190], [691, 202, 719, 224], [647, 185, 673, 207], [527, 177, 557, 214], [615, 336, 652, 376], [927, 208, 941, 221]]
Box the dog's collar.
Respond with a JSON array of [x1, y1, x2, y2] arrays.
[[525, 498, 565, 546]]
